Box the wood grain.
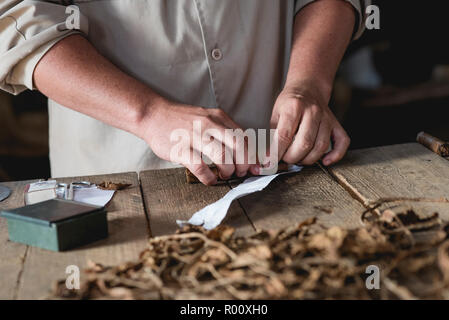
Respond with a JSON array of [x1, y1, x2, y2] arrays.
[[140, 168, 255, 237], [328, 143, 449, 220], [2, 143, 448, 299], [231, 166, 366, 231], [0, 172, 149, 299], [0, 180, 34, 299]]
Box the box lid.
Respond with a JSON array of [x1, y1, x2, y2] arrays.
[[0, 199, 104, 226]]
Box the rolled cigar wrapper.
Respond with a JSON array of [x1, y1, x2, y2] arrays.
[[185, 162, 290, 184], [416, 132, 449, 157]]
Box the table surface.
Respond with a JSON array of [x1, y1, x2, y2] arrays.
[[1, 142, 449, 299]]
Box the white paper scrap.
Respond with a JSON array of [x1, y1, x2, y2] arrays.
[[73, 186, 115, 207], [28, 180, 57, 192], [177, 165, 302, 230]]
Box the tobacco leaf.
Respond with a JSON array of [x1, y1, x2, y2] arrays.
[[379, 209, 441, 232], [97, 182, 132, 190], [51, 209, 449, 300], [438, 240, 449, 282]]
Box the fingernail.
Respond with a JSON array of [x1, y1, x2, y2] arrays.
[[251, 165, 260, 175], [322, 159, 330, 166]]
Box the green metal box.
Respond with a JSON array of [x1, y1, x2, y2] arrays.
[[1, 199, 108, 251]]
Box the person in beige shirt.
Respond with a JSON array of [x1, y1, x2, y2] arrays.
[[0, 0, 369, 185]]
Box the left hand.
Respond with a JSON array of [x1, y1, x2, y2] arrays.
[[270, 86, 350, 166]]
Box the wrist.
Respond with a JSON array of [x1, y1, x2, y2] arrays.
[[134, 92, 170, 142], [282, 78, 332, 106]]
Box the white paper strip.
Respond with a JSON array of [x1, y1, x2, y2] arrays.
[[73, 186, 115, 207], [177, 165, 302, 230]]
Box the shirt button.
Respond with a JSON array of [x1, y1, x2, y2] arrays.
[[211, 48, 222, 61]]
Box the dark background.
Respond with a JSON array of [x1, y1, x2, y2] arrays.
[[1, 0, 448, 182]]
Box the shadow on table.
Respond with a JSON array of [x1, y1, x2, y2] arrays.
[[78, 215, 149, 250]]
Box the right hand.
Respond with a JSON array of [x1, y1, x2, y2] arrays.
[[139, 100, 252, 185]]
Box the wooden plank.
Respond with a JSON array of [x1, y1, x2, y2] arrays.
[[231, 166, 366, 231], [0, 180, 35, 299], [2, 172, 149, 299], [140, 168, 255, 237], [328, 143, 449, 220]]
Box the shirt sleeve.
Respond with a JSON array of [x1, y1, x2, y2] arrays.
[[294, 0, 372, 40], [0, 1, 88, 95]]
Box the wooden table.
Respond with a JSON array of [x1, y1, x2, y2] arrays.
[[1, 142, 449, 299]]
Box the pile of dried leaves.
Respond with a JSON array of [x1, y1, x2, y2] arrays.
[[53, 209, 449, 300]]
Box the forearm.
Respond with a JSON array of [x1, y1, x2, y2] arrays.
[[32, 34, 253, 183], [285, 0, 355, 103], [33, 34, 164, 139]]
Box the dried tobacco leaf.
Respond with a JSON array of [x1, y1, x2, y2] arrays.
[[51, 209, 449, 300], [97, 182, 132, 190], [206, 225, 235, 243], [381, 210, 441, 231], [438, 240, 449, 282]]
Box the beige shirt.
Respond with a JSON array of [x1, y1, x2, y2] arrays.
[[1, 0, 368, 177]]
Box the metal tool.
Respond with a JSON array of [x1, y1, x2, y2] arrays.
[[56, 181, 92, 201], [0, 185, 11, 202]]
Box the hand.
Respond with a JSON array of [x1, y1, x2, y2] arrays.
[[139, 100, 252, 185], [270, 86, 350, 166]]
